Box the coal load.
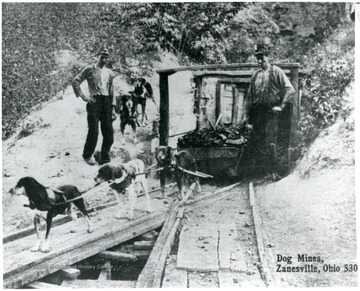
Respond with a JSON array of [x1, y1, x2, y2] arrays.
[[178, 124, 253, 148]]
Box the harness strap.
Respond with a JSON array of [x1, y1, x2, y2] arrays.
[[46, 189, 56, 205]]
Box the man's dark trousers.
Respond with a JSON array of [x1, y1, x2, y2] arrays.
[[249, 103, 279, 170], [83, 95, 114, 163]]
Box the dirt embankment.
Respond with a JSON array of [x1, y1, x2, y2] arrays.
[[2, 52, 195, 235], [256, 85, 356, 287]]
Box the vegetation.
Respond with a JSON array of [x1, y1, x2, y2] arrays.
[[294, 23, 354, 158], [2, 2, 354, 164]]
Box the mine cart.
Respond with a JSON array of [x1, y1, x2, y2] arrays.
[[156, 63, 300, 178]]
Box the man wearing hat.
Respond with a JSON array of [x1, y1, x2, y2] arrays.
[[72, 47, 117, 165], [243, 41, 295, 176]]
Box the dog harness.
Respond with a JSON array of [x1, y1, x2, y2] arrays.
[[45, 189, 57, 205], [111, 165, 136, 194], [25, 188, 66, 211]]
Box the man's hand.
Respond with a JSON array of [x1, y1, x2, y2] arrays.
[[272, 106, 282, 113], [111, 108, 117, 121], [241, 116, 249, 126], [80, 94, 96, 104]]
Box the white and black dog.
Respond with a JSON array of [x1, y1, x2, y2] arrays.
[[116, 94, 139, 145], [94, 159, 152, 220], [155, 146, 201, 200], [10, 177, 94, 253]]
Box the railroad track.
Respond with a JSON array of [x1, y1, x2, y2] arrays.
[[3, 181, 280, 288], [158, 181, 277, 288]]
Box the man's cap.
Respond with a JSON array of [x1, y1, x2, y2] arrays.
[[97, 47, 110, 57], [136, 77, 146, 82], [254, 42, 270, 56]]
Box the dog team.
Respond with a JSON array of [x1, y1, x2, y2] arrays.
[[9, 48, 200, 253]]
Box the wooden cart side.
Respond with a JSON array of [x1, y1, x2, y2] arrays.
[[157, 63, 301, 149]]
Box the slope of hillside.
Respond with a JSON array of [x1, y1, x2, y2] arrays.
[[1, 52, 179, 235], [256, 85, 356, 287]]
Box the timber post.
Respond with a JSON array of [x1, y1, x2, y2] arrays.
[[288, 65, 300, 171], [159, 72, 170, 146], [195, 77, 203, 130]]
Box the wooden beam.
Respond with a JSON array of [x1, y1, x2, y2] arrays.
[[4, 211, 167, 289], [184, 181, 245, 207], [136, 201, 181, 288], [133, 241, 154, 250], [58, 268, 80, 280], [3, 200, 118, 244], [249, 183, 275, 287], [98, 261, 111, 281], [249, 181, 255, 207], [193, 69, 293, 78], [290, 67, 300, 121], [218, 223, 247, 272], [215, 81, 221, 125], [110, 244, 152, 261], [4, 185, 165, 244], [139, 231, 157, 241], [194, 70, 254, 78], [217, 77, 251, 83], [62, 279, 136, 288], [177, 224, 219, 272], [152, 208, 184, 287], [289, 67, 299, 152], [159, 72, 169, 146], [195, 77, 202, 130], [232, 86, 239, 125], [188, 271, 219, 288], [98, 251, 137, 262], [162, 255, 188, 288], [26, 281, 66, 289], [156, 62, 300, 74]]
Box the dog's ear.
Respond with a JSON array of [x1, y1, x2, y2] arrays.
[[99, 165, 112, 181], [112, 166, 123, 180], [127, 166, 136, 181], [155, 146, 161, 157]]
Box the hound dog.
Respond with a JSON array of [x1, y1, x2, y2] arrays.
[[155, 146, 201, 200], [94, 159, 152, 220], [133, 77, 156, 126], [9, 177, 94, 253], [116, 94, 139, 145]]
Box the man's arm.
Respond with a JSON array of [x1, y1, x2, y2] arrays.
[[273, 67, 295, 112], [72, 66, 90, 98], [110, 74, 117, 121], [280, 87, 295, 110]]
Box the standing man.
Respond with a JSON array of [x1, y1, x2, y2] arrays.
[[243, 41, 295, 175], [72, 48, 117, 166]]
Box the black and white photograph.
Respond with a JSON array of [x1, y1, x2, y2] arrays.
[[2, 1, 358, 288]]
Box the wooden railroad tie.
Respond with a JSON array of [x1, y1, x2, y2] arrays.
[[98, 261, 111, 281], [98, 251, 137, 262], [134, 240, 155, 250], [26, 281, 66, 289], [58, 268, 81, 280]]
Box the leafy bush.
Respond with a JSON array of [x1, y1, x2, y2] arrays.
[[293, 23, 354, 158], [2, 2, 350, 142]]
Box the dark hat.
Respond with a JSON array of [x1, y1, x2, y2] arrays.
[[97, 47, 109, 57], [254, 42, 270, 56]]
